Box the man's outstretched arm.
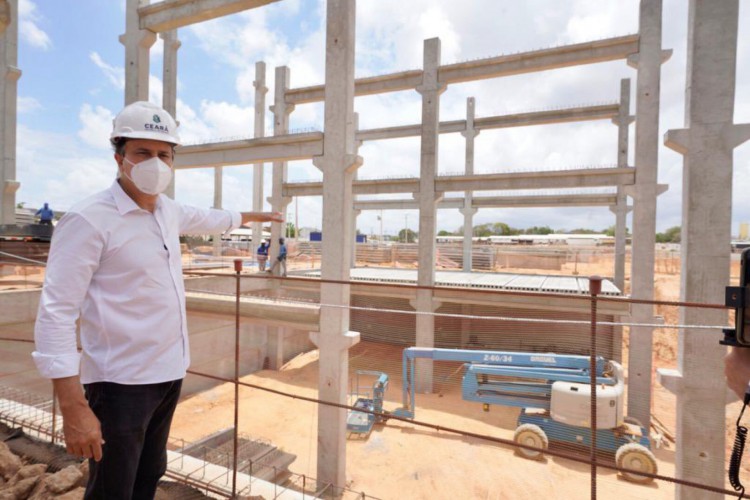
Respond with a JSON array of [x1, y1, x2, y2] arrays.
[[240, 211, 284, 225]]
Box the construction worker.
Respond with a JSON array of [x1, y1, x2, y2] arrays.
[[32, 101, 283, 499], [257, 239, 269, 271], [35, 202, 54, 225]]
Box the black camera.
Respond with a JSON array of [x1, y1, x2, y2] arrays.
[[723, 248, 750, 347]]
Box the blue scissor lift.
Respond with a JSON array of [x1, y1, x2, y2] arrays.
[[392, 347, 657, 483]]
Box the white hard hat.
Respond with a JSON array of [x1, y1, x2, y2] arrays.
[[111, 101, 180, 146]]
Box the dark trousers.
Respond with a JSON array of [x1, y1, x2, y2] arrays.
[[83, 379, 182, 500]]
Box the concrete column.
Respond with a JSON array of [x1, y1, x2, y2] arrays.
[[414, 38, 446, 393], [122, 0, 156, 105], [659, 1, 750, 497], [610, 189, 630, 292], [161, 30, 180, 199], [0, 0, 19, 226], [351, 114, 361, 267], [460, 97, 479, 271], [610, 79, 634, 291], [252, 62, 268, 258], [269, 66, 293, 272], [309, 0, 361, 488], [212, 167, 223, 256], [624, 0, 669, 428]]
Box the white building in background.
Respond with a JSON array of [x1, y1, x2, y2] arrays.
[[436, 234, 615, 246], [739, 222, 749, 240]]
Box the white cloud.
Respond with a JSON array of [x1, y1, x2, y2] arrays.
[[17, 96, 42, 113], [90, 52, 125, 90], [77, 104, 115, 150], [561, 1, 638, 44], [198, 101, 254, 139], [18, 0, 51, 50], [16, 125, 114, 210]]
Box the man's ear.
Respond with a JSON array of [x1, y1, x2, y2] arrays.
[[114, 154, 125, 178]]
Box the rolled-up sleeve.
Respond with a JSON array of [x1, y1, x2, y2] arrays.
[[32, 214, 103, 379], [178, 204, 241, 236]]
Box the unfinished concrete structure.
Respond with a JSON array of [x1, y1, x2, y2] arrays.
[[0, 0, 744, 496], [124, 0, 660, 490]]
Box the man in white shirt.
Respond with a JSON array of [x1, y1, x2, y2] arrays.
[[33, 101, 282, 499]]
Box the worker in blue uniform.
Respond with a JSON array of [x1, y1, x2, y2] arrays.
[[35, 202, 54, 225]]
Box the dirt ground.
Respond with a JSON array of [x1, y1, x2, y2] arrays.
[[2, 251, 742, 498], [172, 344, 679, 500]]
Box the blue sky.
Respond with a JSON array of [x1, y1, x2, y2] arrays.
[[13, 0, 750, 236]]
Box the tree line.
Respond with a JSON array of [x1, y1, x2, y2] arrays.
[[437, 222, 682, 243]]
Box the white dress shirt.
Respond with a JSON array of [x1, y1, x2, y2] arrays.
[[33, 180, 241, 385]]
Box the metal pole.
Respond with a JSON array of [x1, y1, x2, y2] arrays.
[[51, 386, 57, 445], [589, 275, 602, 500], [232, 259, 242, 497]]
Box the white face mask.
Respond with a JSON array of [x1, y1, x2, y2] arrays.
[[122, 156, 173, 195]]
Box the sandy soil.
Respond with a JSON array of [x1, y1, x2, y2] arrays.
[[3, 251, 742, 498], [172, 342, 681, 500], [169, 254, 745, 499]]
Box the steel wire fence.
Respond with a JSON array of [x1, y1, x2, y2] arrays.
[[0, 253, 746, 499]]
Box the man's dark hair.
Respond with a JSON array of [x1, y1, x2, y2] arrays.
[[111, 137, 128, 157], [111, 137, 176, 158]]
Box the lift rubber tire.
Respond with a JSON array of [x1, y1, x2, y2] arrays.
[[615, 443, 657, 484], [514, 424, 548, 460], [623, 416, 644, 428]]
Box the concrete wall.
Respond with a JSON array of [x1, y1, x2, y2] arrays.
[[0, 288, 40, 325], [184, 274, 270, 295], [0, 287, 315, 399], [349, 293, 620, 361]]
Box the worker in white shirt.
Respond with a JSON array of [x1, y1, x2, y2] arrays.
[[32, 101, 283, 500]]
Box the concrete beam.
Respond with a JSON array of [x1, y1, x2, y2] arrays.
[[186, 292, 319, 331], [353, 193, 618, 211], [172, 103, 619, 169], [286, 35, 639, 104], [173, 132, 322, 168], [355, 103, 620, 142], [282, 278, 630, 317], [284, 167, 635, 197], [139, 0, 280, 33]]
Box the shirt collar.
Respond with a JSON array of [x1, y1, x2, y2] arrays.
[[110, 179, 161, 215]]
